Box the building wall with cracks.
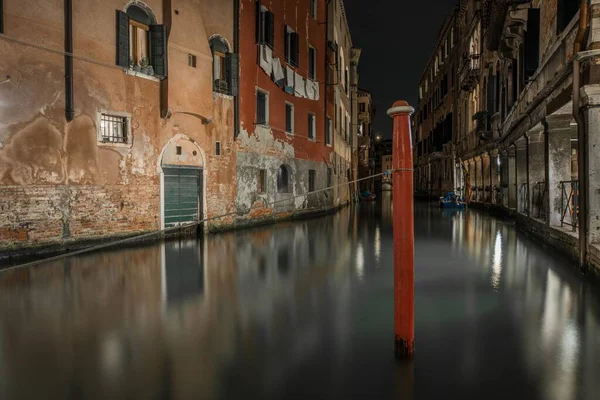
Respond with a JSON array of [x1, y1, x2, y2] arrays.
[[0, 0, 236, 253]]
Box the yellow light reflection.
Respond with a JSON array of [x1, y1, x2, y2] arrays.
[[374, 225, 381, 265], [491, 231, 502, 290]]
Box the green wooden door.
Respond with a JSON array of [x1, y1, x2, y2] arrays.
[[163, 167, 202, 228]]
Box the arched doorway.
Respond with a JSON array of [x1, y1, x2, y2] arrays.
[[159, 136, 206, 229]]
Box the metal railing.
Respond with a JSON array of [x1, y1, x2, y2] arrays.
[[519, 183, 529, 215], [459, 54, 481, 90], [560, 180, 579, 231], [532, 182, 546, 220]]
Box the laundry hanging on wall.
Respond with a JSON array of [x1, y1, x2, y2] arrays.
[[294, 72, 306, 98], [259, 45, 273, 76], [285, 66, 295, 95], [272, 58, 285, 87]]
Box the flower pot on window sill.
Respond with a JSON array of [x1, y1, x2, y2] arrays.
[[133, 65, 141, 72]]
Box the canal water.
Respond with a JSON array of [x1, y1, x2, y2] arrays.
[[1, 193, 600, 399]]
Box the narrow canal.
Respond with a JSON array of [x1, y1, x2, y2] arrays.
[[1, 194, 600, 399]]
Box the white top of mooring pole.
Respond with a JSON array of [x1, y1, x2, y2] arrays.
[[387, 104, 414, 117]]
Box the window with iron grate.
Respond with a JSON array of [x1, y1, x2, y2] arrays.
[[100, 114, 128, 144]]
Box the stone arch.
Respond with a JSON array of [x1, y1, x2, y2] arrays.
[[123, 0, 157, 25], [158, 135, 207, 230], [208, 34, 232, 54], [277, 164, 293, 194]]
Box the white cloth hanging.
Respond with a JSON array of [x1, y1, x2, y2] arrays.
[[259, 45, 273, 76], [295, 72, 306, 98], [272, 58, 285, 84], [285, 66, 295, 90], [313, 80, 320, 101], [305, 79, 315, 100]]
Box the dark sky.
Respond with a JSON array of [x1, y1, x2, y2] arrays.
[[345, 0, 456, 138]]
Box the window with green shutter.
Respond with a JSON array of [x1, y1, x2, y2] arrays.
[[0, 0, 4, 34], [116, 6, 167, 77]]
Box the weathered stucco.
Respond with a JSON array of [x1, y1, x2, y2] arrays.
[[0, 0, 236, 251]]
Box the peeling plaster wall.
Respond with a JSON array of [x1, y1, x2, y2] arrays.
[[0, 0, 235, 251], [236, 0, 335, 220]]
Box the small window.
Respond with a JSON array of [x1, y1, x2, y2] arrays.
[[308, 45, 316, 80], [257, 169, 266, 193], [308, 113, 316, 141], [257, 89, 269, 125], [277, 165, 291, 193], [310, 0, 317, 19], [215, 141, 221, 156], [284, 26, 300, 67], [308, 169, 316, 193], [359, 103, 366, 113], [188, 54, 197, 68], [327, 168, 332, 187], [100, 113, 128, 144], [257, 6, 275, 48], [176, 146, 182, 155], [286, 102, 294, 134], [326, 117, 332, 146]]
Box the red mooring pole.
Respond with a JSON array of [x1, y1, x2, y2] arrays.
[[388, 100, 415, 359]]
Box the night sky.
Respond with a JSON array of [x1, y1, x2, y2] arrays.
[[345, 0, 457, 138]]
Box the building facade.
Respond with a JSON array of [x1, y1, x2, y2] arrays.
[[419, 0, 600, 275], [413, 7, 459, 198], [357, 89, 375, 191], [236, 0, 336, 222], [327, 0, 360, 205], [0, 0, 362, 255], [0, 0, 236, 252]]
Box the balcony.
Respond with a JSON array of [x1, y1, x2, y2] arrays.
[[460, 54, 481, 92]]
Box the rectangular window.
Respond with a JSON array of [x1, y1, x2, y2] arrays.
[[327, 168, 332, 187], [308, 113, 316, 140], [285, 26, 300, 66], [308, 170, 316, 192], [213, 52, 227, 92], [557, 0, 578, 34], [188, 53, 197, 68], [359, 103, 366, 113], [308, 45, 316, 80], [117, 11, 167, 76], [0, 0, 4, 34], [257, 6, 275, 47], [256, 89, 269, 125], [286, 102, 294, 134], [100, 113, 128, 144], [257, 169, 266, 193], [215, 141, 221, 156], [310, 0, 317, 19], [326, 117, 332, 146]]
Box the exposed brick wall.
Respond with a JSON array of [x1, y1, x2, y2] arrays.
[[0, 184, 159, 251]]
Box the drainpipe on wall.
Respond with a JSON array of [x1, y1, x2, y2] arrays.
[[574, 0, 589, 268], [160, 0, 172, 119], [234, 0, 240, 138], [64, 0, 74, 122], [324, 0, 330, 152]]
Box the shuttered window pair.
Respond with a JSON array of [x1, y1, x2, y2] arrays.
[[210, 37, 239, 96], [116, 9, 167, 77]]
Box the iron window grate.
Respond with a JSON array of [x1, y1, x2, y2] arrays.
[[100, 114, 128, 144]]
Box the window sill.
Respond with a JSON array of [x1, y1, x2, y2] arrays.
[[326, 143, 332, 148], [97, 141, 133, 149], [285, 131, 294, 136], [256, 123, 270, 129], [213, 92, 234, 100], [125, 69, 161, 82]]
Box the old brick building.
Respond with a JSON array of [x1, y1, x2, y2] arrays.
[[357, 89, 375, 191], [413, 7, 459, 198], [0, 0, 363, 255], [0, 0, 236, 252], [235, 0, 335, 220], [419, 0, 600, 275]]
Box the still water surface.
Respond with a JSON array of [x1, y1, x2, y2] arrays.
[[1, 193, 599, 399]]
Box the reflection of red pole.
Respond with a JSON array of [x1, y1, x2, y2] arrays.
[[388, 100, 415, 359]]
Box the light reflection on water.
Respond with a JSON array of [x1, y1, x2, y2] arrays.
[[0, 202, 599, 399]]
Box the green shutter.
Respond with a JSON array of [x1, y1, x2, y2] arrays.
[[150, 24, 168, 77], [116, 10, 130, 68], [226, 53, 239, 96], [163, 168, 201, 227], [255, 0, 261, 43]]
